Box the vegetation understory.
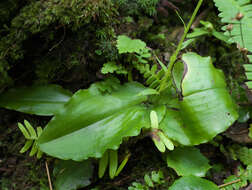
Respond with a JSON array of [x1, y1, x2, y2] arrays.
[[0, 0, 252, 189]]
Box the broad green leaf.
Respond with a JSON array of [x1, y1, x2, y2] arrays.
[[169, 176, 219, 190], [116, 35, 147, 54], [38, 82, 149, 161], [0, 85, 72, 116], [160, 53, 238, 145], [167, 147, 211, 177], [137, 88, 159, 96], [54, 160, 93, 190]]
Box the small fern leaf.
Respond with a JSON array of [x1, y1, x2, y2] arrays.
[[20, 140, 33, 153], [244, 64, 252, 89], [18, 122, 30, 139], [36, 149, 43, 159], [135, 63, 165, 90], [29, 141, 38, 156], [36, 127, 43, 137], [24, 120, 37, 139], [149, 80, 160, 89], [115, 153, 130, 177]]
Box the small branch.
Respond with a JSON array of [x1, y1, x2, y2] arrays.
[[218, 179, 241, 188], [45, 161, 53, 190], [49, 26, 66, 52]]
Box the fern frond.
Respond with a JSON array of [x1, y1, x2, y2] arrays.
[[116, 35, 166, 89], [18, 120, 44, 159], [213, 0, 252, 51], [214, 0, 252, 91], [134, 63, 165, 89], [244, 63, 252, 89]]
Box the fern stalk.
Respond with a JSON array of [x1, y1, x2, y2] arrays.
[[159, 0, 204, 92]]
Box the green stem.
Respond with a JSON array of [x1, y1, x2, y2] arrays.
[[159, 0, 203, 92]]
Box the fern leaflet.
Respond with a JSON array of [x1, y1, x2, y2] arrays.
[[134, 63, 165, 89]]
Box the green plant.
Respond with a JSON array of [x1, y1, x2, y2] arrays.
[[166, 147, 211, 177], [213, 0, 252, 51], [128, 170, 165, 190], [0, 0, 243, 189], [53, 160, 93, 190], [183, 20, 230, 49], [221, 165, 252, 190], [18, 120, 43, 159], [217, 144, 252, 189]]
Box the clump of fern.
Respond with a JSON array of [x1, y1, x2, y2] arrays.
[[18, 120, 43, 159], [220, 144, 252, 189], [104, 35, 166, 90]]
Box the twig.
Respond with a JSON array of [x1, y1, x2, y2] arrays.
[[49, 26, 66, 52], [45, 161, 53, 190], [218, 179, 241, 188]]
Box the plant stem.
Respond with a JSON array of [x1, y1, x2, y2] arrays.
[[218, 179, 241, 188], [159, 0, 203, 92], [45, 161, 53, 190]]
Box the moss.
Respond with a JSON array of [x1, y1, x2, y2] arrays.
[[0, 0, 117, 90]]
